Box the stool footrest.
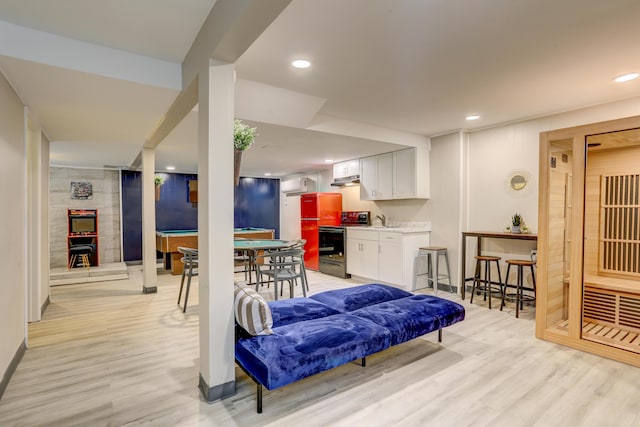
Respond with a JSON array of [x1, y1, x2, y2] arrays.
[[502, 292, 535, 302], [500, 261, 537, 318]]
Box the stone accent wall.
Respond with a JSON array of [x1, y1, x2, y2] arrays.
[[49, 168, 121, 268]]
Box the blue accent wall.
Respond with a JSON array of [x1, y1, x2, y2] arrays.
[[121, 171, 143, 262], [155, 173, 199, 230], [234, 177, 280, 236], [121, 172, 279, 261]]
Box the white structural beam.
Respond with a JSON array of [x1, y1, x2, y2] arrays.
[[0, 19, 180, 90], [182, 0, 292, 88]]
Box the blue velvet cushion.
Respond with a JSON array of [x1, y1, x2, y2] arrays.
[[309, 283, 412, 312], [268, 297, 341, 328], [350, 294, 466, 346], [417, 295, 466, 327], [235, 314, 391, 390]]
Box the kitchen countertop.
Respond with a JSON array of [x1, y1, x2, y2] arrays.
[[356, 224, 432, 234]]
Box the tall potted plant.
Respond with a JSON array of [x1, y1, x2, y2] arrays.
[[234, 119, 257, 186]]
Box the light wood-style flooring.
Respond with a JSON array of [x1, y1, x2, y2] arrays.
[[1, 267, 639, 426]]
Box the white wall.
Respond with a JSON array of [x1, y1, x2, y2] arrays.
[[426, 132, 462, 286], [0, 70, 27, 388], [315, 168, 333, 193], [467, 123, 539, 232], [280, 193, 301, 241]]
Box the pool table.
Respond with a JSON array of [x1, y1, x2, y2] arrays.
[[156, 228, 275, 274]]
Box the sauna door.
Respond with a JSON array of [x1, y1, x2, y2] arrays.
[[544, 138, 574, 330], [582, 130, 640, 352]]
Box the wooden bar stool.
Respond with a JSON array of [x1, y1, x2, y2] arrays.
[[470, 255, 503, 309], [500, 259, 536, 318], [414, 247, 453, 294], [68, 245, 93, 269]]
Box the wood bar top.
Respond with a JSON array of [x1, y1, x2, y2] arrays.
[[462, 231, 537, 240]]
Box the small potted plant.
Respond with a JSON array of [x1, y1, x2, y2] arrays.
[[511, 212, 522, 234], [234, 119, 257, 186], [154, 174, 166, 201]]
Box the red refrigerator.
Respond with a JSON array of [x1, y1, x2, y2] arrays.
[[300, 192, 342, 270]]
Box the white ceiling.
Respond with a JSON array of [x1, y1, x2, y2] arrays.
[[1, 0, 640, 177]]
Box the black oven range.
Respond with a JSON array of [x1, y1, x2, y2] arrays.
[[318, 211, 370, 278]]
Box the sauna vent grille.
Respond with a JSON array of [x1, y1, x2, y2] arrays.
[[583, 289, 616, 324], [584, 287, 640, 333], [620, 296, 640, 330]]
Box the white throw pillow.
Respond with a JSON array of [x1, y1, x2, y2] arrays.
[[234, 285, 274, 335]]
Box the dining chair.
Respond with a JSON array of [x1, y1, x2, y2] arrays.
[[255, 248, 307, 300], [291, 239, 309, 291], [264, 239, 309, 295], [234, 239, 252, 282], [177, 246, 198, 313]]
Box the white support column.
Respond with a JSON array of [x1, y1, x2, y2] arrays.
[[142, 147, 158, 293], [25, 110, 42, 322], [197, 60, 235, 401]]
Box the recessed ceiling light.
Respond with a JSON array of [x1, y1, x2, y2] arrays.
[[264, 172, 271, 176], [465, 115, 480, 121], [614, 73, 639, 83], [325, 159, 334, 163], [292, 59, 311, 69], [166, 166, 175, 170]]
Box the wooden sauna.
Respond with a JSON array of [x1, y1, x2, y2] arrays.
[[537, 115, 640, 367]]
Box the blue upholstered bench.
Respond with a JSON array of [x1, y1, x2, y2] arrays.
[[235, 283, 465, 413]]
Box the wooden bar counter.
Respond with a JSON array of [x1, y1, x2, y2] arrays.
[[460, 231, 537, 299]]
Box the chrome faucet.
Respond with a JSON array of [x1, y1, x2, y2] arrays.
[[375, 214, 386, 227]]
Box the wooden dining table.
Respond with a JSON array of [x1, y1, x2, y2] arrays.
[[460, 231, 537, 300], [234, 239, 295, 284]]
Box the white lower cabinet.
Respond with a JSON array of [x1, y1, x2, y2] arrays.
[[346, 229, 379, 279], [346, 228, 430, 290], [378, 232, 402, 284]]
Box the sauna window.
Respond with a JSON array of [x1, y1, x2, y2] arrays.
[[600, 173, 640, 277]]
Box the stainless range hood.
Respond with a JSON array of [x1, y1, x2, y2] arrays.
[[330, 175, 360, 187]]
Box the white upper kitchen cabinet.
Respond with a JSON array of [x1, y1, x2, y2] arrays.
[[333, 159, 360, 179], [393, 147, 429, 199], [360, 147, 429, 201], [359, 155, 376, 200], [360, 153, 392, 201]]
